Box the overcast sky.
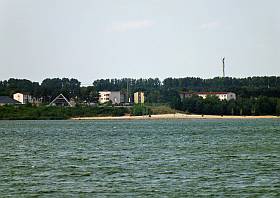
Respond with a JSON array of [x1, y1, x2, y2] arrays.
[[0, 0, 279, 84]]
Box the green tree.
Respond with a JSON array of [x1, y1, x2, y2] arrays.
[[276, 99, 280, 116], [131, 105, 149, 116]]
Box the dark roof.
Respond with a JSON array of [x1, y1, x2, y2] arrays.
[[181, 92, 234, 95], [194, 92, 233, 95], [0, 96, 21, 104]]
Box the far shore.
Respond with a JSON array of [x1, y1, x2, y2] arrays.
[[71, 113, 280, 120]]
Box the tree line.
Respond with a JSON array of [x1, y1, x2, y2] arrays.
[[172, 95, 280, 116], [1, 76, 280, 115]]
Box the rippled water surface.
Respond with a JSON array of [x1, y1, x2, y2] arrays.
[[0, 119, 280, 197]]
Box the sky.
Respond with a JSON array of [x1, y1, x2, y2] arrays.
[[0, 0, 279, 84]]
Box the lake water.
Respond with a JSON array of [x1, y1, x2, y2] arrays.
[[0, 119, 280, 197]]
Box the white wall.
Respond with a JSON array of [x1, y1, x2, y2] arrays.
[[13, 93, 32, 104], [99, 91, 121, 104], [226, 92, 236, 100], [13, 93, 24, 104]]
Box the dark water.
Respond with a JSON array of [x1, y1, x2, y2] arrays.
[[0, 119, 280, 197]]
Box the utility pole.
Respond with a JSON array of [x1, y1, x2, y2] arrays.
[[222, 57, 225, 78], [127, 78, 129, 103]]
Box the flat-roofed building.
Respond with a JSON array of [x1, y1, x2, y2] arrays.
[[134, 92, 145, 104], [180, 92, 236, 101], [99, 91, 123, 104]]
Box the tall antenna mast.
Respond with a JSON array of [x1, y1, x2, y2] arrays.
[[222, 57, 225, 78], [127, 78, 129, 103]]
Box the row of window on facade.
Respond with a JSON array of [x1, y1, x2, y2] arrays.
[[98, 91, 145, 105]]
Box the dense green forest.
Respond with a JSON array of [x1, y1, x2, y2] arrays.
[[0, 105, 129, 120], [175, 95, 280, 116], [1, 76, 280, 116]]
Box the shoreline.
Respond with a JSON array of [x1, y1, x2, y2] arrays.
[[71, 113, 280, 120]]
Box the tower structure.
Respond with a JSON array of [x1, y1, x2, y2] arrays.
[[126, 78, 130, 103], [222, 57, 225, 78]]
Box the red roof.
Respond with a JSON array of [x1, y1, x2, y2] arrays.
[[181, 92, 232, 95]]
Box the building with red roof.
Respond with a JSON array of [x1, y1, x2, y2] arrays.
[[180, 92, 236, 101]]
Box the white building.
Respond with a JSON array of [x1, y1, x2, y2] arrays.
[[134, 92, 145, 104], [99, 91, 123, 104], [180, 92, 236, 101], [13, 93, 32, 104]]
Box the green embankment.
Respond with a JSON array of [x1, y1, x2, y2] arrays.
[[147, 105, 177, 115], [0, 104, 178, 120], [0, 105, 129, 120]]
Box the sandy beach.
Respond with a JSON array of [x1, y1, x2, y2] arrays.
[[71, 113, 280, 120]]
